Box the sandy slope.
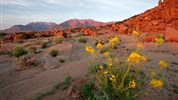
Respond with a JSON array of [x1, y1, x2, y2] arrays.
[[0, 33, 178, 100]]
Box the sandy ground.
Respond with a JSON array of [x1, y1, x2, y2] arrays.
[[0, 32, 178, 100]]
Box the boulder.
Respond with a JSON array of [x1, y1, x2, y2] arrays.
[[165, 27, 178, 42]]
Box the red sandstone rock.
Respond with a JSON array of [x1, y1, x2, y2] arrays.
[[80, 28, 98, 36], [141, 34, 157, 42], [165, 27, 178, 42], [109, 0, 178, 34]]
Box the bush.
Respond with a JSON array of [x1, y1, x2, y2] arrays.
[[85, 37, 167, 99], [16, 54, 36, 71], [12, 46, 28, 57], [58, 56, 65, 63], [49, 49, 58, 57], [79, 37, 87, 43], [41, 42, 48, 48], [55, 38, 63, 44]]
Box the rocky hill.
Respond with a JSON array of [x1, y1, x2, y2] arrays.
[[110, 0, 178, 34]]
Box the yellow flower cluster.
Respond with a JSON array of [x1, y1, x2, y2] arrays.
[[86, 45, 95, 53], [137, 43, 143, 49], [155, 37, 164, 43], [103, 71, 108, 75], [99, 65, 103, 69], [127, 52, 147, 64], [96, 43, 103, 49], [109, 37, 119, 44], [150, 79, 163, 88], [104, 52, 110, 56], [151, 71, 156, 77], [159, 60, 168, 68], [132, 31, 139, 36], [109, 75, 116, 81], [107, 62, 113, 67], [129, 80, 136, 88]]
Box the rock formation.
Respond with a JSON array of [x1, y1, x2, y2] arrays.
[[110, 0, 178, 34], [80, 28, 98, 36]]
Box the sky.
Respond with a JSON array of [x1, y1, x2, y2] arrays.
[[0, 0, 158, 30]]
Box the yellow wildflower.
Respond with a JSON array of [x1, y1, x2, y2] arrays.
[[96, 43, 103, 49], [132, 31, 139, 36], [159, 60, 168, 68], [103, 71, 108, 75], [110, 75, 116, 81], [150, 79, 163, 88], [137, 43, 143, 49], [155, 37, 164, 43], [109, 37, 119, 44], [127, 52, 141, 64], [104, 52, 110, 56], [99, 65, 103, 69], [107, 62, 113, 67], [129, 80, 136, 89], [86, 45, 95, 53], [151, 71, 156, 77], [141, 56, 147, 62]]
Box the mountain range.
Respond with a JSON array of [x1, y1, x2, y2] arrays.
[[3, 19, 111, 33]]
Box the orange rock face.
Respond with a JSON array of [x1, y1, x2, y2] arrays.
[[110, 0, 178, 35], [165, 27, 178, 42], [80, 28, 98, 36]]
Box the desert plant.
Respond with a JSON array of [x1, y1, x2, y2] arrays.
[[79, 37, 87, 43], [49, 49, 58, 57], [12, 46, 28, 57], [80, 81, 95, 99], [16, 54, 36, 70], [58, 56, 65, 63], [85, 36, 167, 100], [55, 38, 63, 44]]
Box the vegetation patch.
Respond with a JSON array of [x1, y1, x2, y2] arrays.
[[55, 38, 64, 44], [49, 49, 58, 57], [79, 37, 88, 43], [12, 46, 28, 57]]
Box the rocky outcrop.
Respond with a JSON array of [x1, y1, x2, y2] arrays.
[[165, 27, 178, 42], [80, 28, 98, 36], [110, 0, 178, 34]]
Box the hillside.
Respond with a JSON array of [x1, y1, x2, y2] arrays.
[[109, 0, 178, 34]]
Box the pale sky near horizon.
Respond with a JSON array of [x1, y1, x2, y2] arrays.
[[1, 0, 158, 30]]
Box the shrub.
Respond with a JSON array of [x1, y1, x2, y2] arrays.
[[58, 56, 65, 63], [12, 46, 28, 57], [16, 54, 36, 71], [41, 42, 48, 48], [55, 38, 63, 44], [79, 37, 87, 43], [85, 36, 167, 99], [49, 49, 58, 57]]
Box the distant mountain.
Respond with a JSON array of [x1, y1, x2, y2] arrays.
[[4, 22, 58, 33], [3, 19, 109, 33], [57, 19, 107, 29]]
